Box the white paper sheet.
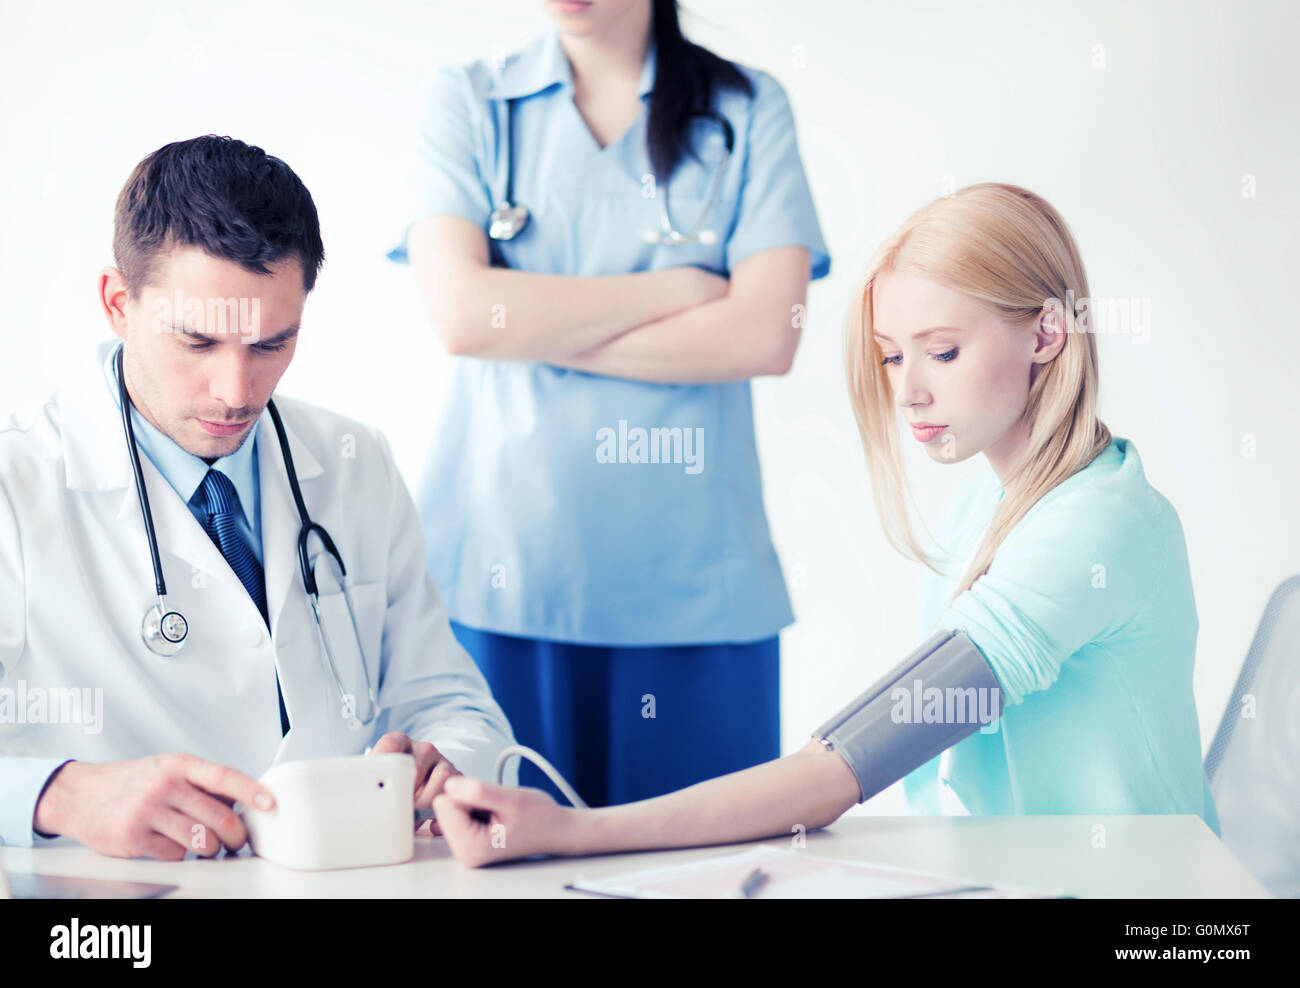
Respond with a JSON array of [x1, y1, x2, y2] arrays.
[[566, 845, 1069, 899]]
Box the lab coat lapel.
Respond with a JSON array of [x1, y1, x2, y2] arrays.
[[111, 450, 236, 591], [257, 401, 324, 642]]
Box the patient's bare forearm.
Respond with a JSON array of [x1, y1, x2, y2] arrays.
[[561, 740, 861, 856]]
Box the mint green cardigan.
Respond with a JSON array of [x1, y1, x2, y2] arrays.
[[904, 438, 1220, 835]]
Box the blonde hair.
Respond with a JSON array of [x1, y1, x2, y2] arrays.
[[844, 182, 1112, 601]]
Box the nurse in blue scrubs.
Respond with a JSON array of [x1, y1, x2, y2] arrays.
[[388, 0, 830, 805]]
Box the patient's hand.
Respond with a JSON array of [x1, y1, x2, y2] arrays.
[[433, 776, 578, 867]]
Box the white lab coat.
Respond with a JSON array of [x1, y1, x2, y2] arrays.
[[0, 343, 516, 847]]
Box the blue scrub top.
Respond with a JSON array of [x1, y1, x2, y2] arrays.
[[390, 28, 831, 646], [904, 438, 1220, 832]]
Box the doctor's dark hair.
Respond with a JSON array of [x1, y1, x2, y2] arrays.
[[647, 0, 754, 182], [112, 135, 325, 298]]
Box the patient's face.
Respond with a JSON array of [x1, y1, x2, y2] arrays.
[[107, 246, 303, 463], [871, 270, 1052, 482]]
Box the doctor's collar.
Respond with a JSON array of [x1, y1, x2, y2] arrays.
[[484, 26, 657, 102]]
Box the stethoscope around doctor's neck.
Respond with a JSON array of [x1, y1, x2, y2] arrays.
[[487, 98, 735, 246], [116, 345, 378, 730]]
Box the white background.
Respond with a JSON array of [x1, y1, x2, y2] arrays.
[[2, 0, 1296, 814]]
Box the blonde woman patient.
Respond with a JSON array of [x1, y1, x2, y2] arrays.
[[431, 183, 1220, 866]]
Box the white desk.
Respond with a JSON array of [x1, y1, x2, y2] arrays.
[[1, 815, 1269, 898]]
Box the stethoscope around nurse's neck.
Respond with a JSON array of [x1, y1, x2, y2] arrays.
[[487, 97, 735, 247], [115, 344, 378, 730]]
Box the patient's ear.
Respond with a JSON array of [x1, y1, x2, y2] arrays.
[[1030, 304, 1068, 364]]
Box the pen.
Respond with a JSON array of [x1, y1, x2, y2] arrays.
[[896, 884, 995, 898], [413, 807, 492, 825], [739, 867, 769, 898]]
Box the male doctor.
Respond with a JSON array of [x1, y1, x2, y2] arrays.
[[0, 135, 516, 858]]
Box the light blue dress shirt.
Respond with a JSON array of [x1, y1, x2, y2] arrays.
[[903, 438, 1220, 833], [390, 28, 831, 645], [101, 341, 262, 563]]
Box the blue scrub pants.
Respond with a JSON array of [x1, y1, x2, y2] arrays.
[[449, 622, 780, 808]]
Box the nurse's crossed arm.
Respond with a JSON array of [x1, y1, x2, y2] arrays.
[[555, 245, 811, 383], [406, 214, 729, 362], [410, 213, 807, 382]]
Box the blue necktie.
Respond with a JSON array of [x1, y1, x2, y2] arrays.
[[194, 470, 290, 737]]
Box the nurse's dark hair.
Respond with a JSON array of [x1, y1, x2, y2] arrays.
[[648, 0, 754, 181], [112, 135, 325, 298]]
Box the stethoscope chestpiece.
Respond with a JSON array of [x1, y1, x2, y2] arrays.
[[489, 201, 529, 241], [642, 225, 720, 246], [640, 113, 732, 248], [142, 601, 188, 657]]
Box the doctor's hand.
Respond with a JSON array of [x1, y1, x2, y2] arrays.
[[433, 776, 577, 868], [367, 732, 460, 834], [31, 755, 276, 861]]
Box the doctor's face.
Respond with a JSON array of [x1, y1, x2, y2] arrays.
[[871, 270, 1064, 483], [102, 246, 304, 463]]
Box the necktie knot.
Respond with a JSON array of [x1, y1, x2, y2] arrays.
[[197, 469, 241, 520]]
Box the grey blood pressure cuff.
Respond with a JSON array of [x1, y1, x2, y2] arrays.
[[811, 628, 1003, 804]]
